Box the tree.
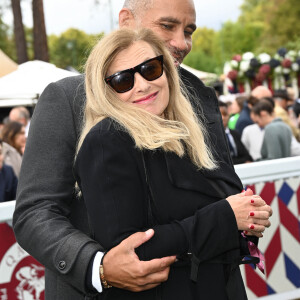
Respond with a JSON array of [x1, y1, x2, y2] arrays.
[[0, 14, 16, 60], [11, 0, 28, 63], [32, 0, 49, 61], [48, 28, 104, 71]]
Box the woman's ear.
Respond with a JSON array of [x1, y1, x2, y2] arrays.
[[119, 8, 136, 28]]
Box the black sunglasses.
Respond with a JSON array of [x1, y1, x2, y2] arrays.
[[105, 55, 164, 93]]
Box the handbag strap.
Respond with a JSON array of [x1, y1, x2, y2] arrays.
[[141, 151, 157, 227]]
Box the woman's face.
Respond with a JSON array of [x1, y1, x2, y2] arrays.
[[106, 41, 169, 117], [14, 126, 26, 153], [229, 100, 240, 114]]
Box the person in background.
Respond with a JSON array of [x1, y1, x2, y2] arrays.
[[273, 89, 300, 142], [251, 100, 292, 160], [1, 121, 26, 155], [9, 106, 31, 137], [241, 87, 272, 160], [235, 86, 272, 135], [219, 101, 252, 164], [0, 139, 18, 202], [228, 95, 248, 130], [2, 140, 22, 177]]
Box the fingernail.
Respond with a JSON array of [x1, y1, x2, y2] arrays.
[[250, 225, 255, 230], [251, 199, 255, 204], [244, 231, 248, 235], [145, 229, 152, 235], [250, 212, 255, 217], [241, 189, 245, 193]]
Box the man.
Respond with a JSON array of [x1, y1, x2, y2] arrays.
[[219, 101, 252, 164], [273, 89, 300, 142], [251, 100, 292, 160], [9, 106, 31, 137], [241, 86, 272, 160], [13, 1, 271, 299], [235, 86, 272, 135]]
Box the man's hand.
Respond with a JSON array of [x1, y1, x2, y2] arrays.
[[102, 229, 176, 291]]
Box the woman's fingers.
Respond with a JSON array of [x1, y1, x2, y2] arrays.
[[248, 223, 265, 233]]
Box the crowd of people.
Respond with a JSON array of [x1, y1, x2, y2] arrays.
[[0, 106, 30, 202], [218, 86, 300, 163]]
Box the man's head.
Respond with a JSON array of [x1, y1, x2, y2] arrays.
[[251, 86, 272, 100], [119, 0, 196, 66], [251, 99, 274, 128], [218, 101, 229, 128], [9, 106, 30, 126], [273, 89, 291, 110]]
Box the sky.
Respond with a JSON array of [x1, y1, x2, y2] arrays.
[[3, 0, 244, 35]]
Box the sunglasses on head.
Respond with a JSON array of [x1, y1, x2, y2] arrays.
[[105, 55, 164, 93]]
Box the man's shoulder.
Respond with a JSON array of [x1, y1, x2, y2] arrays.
[[178, 66, 219, 113], [54, 74, 84, 89], [40, 74, 85, 101]]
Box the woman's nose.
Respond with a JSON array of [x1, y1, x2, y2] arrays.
[[134, 73, 151, 92]]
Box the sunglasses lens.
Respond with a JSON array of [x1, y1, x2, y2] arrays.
[[110, 72, 133, 93], [141, 59, 163, 81]]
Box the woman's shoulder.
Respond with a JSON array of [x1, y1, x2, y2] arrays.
[[86, 118, 134, 145]]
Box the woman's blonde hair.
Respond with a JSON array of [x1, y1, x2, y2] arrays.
[[78, 28, 216, 170]]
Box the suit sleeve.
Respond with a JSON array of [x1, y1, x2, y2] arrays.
[[13, 81, 102, 296], [231, 130, 253, 164], [75, 128, 240, 268]]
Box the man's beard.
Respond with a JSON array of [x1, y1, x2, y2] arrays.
[[168, 46, 188, 67]]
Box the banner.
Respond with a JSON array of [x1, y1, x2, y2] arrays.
[[0, 223, 45, 300]]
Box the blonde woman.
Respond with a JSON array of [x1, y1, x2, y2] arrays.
[[75, 28, 271, 300]]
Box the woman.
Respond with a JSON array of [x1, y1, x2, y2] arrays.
[[1, 121, 26, 155], [75, 28, 270, 299], [1, 121, 25, 176]]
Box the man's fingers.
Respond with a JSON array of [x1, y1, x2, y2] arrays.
[[140, 256, 177, 275], [122, 229, 155, 250]]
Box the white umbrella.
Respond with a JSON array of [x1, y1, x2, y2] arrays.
[[0, 60, 77, 99]]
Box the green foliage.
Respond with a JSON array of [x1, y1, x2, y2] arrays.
[[0, 14, 16, 61], [185, 0, 299, 74], [183, 50, 219, 74], [48, 28, 104, 72]]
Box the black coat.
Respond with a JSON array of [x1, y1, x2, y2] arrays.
[[74, 117, 249, 300]]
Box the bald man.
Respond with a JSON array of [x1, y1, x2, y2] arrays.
[[13, 1, 269, 299], [9, 106, 31, 136]]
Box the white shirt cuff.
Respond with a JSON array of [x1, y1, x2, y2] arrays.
[[92, 251, 104, 293]]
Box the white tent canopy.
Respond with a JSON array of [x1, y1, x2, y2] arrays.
[[0, 60, 77, 101]]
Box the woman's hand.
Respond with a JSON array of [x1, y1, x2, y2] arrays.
[[226, 188, 272, 237]]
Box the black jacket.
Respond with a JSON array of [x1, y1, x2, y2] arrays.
[[75, 118, 248, 300]]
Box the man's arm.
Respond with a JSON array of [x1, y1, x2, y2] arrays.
[[13, 78, 175, 295]]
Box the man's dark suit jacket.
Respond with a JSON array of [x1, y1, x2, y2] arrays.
[[13, 69, 244, 300], [229, 129, 253, 165]]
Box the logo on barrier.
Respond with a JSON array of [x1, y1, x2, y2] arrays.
[[0, 223, 45, 300]]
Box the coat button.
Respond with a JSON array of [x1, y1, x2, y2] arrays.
[[58, 261, 66, 270]]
